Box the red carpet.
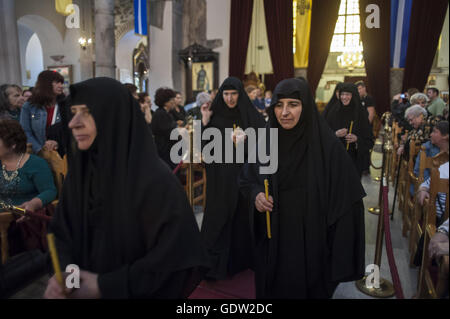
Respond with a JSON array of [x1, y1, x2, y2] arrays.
[[189, 269, 256, 299]]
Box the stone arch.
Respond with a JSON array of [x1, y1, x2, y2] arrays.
[[116, 29, 145, 84], [17, 14, 64, 68]]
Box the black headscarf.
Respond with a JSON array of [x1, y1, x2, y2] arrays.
[[240, 78, 366, 298], [322, 83, 374, 174], [49, 78, 209, 298], [209, 77, 264, 130], [267, 79, 309, 190]]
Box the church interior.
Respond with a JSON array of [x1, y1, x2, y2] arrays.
[[0, 0, 449, 302]]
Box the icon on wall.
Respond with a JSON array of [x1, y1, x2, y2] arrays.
[[192, 62, 213, 92]]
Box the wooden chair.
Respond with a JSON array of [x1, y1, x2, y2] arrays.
[[39, 149, 68, 203], [417, 165, 449, 298], [402, 137, 421, 237], [390, 121, 401, 186], [182, 163, 207, 211], [397, 130, 409, 213], [409, 151, 449, 266]]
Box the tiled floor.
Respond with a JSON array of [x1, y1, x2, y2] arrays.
[[9, 142, 419, 299]]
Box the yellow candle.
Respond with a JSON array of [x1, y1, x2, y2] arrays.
[[264, 179, 272, 239], [47, 233, 65, 290], [346, 121, 354, 151]]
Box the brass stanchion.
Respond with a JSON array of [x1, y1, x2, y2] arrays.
[[369, 113, 392, 215], [356, 130, 395, 298]]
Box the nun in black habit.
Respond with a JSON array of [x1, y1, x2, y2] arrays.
[[322, 82, 344, 115], [44, 78, 209, 299], [322, 83, 373, 176], [200, 77, 266, 280], [240, 78, 366, 298]]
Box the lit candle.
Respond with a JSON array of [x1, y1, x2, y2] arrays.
[[47, 233, 65, 291]]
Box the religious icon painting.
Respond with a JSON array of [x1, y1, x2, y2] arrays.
[[192, 62, 213, 92]]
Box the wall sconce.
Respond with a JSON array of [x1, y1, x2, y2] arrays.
[[78, 37, 92, 50]]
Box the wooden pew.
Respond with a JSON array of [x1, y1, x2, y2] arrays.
[[409, 151, 448, 266], [397, 131, 409, 215], [182, 163, 207, 211], [402, 137, 420, 237]]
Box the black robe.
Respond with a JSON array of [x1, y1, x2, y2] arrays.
[[49, 78, 210, 298], [201, 77, 266, 280], [170, 106, 187, 126], [322, 83, 374, 176], [240, 78, 366, 298], [152, 107, 178, 170]]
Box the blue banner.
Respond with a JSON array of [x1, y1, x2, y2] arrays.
[[134, 0, 148, 36], [390, 0, 412, 68]]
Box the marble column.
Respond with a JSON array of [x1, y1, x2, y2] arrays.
[[79, 0, 95, 81], [0, 0, 22, 85], [182, 0, 207, 48], [172, 0, 184, 92], [94, 0, 115, 79]]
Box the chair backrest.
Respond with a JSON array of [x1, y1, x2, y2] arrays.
[[407, 136, 420, 173], [39, 150, 68, 198], [428, 163, 449, 223]]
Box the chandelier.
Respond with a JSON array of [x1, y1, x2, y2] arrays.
[[78, 37, 92, 50], [337, 50, 364, 70]]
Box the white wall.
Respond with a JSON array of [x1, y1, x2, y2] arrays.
[[17, 14, 83, 85], [24, 34, 44, 87], [17, 22, 34, 86], [148, 1, 173, 109], [207, 0, 231, 84]]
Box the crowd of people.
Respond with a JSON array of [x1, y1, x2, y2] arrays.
[[0, 68, 449, 299], [389, 85, 449, 281]]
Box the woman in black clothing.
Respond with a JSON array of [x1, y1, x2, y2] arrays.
[[44, 78, 209, 299], [151, 87, 178, 169], [170, 91, 187, 126], [200, 77, 265, 280], [322, 83, 373, 176], [240, 78, 365, 298]]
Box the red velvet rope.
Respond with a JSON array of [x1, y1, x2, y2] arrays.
[[382, 183, 405, 299]]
